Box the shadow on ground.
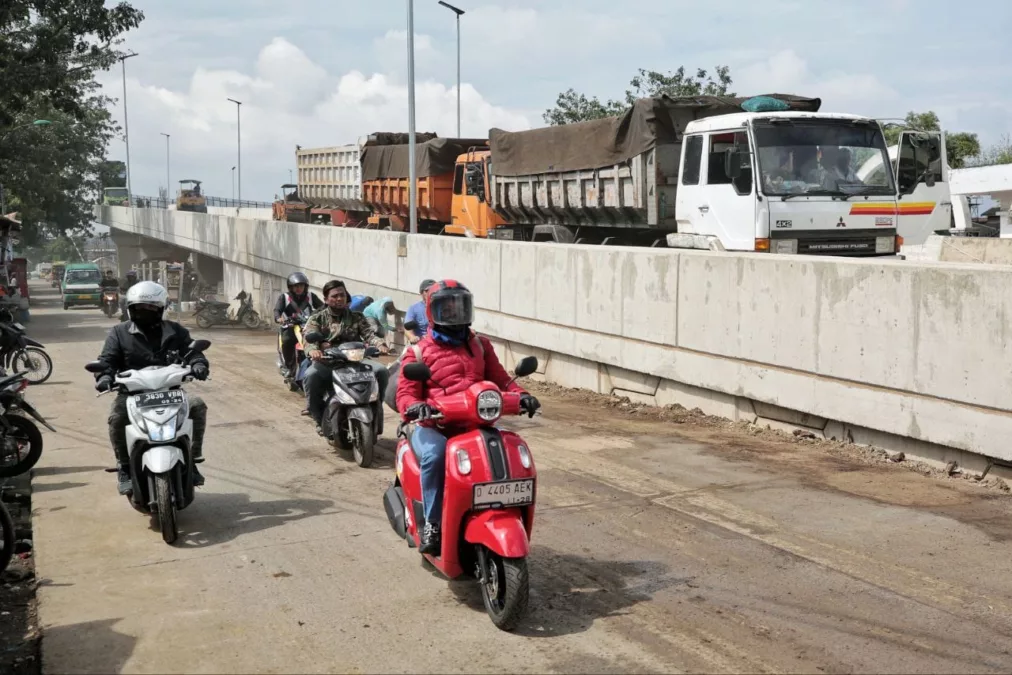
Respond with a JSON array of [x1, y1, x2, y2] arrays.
[[176, 490, 334, 548], [42, 618, 137, 675]]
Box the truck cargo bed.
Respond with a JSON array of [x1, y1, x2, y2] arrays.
[[361, 175, 454, 223]]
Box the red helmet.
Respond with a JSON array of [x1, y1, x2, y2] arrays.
[[425, 279, 473, 329]]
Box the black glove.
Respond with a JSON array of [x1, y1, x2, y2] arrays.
[[95, 375, 113, 392], [405, 402, 434, 421], [519, 393, 541, 418], [191, 363, 209, 381]]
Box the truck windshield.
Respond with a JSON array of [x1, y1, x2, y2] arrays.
[[65, 269, 101, 284], [753, 119, 895, 198], [105, 188, 128, 198]]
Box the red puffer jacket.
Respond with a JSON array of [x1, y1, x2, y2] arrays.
[[396, 333, 524, 420]]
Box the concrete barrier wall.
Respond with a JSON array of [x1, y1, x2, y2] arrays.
[[97, 206, 1012, 468], [207, 206, 273, 220]]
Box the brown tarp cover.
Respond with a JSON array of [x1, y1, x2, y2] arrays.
[[360, 137, 488, 181], [364, 131, 438, 147], [489, 93, 821, 176]]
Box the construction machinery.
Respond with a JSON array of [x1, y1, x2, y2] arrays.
[[176, 180, 208, 213], [272, 184, 312, 223]]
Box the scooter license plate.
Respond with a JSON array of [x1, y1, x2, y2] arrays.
[[472, 479, 535, 510], [136, 390, 184, 408]]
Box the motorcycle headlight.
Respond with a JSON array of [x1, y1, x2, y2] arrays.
[[518, 444, 532, 469], [476, 389, 502, 422], [126, 397, 147, 433], [145, 416, 178, 442]]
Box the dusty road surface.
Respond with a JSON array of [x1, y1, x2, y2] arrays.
[[26, 283, 1012, 674]]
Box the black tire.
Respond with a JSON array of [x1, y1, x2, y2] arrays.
[[154, 473, 178, 545], [242, 311, 260, 330], [13, 347, 53, 385], [480, 551, 529, 631], [0, 501, 14, 574], [0, 415, 44, 478], [351, 419, 374, 467], [62, 303, 69, 310], [195, 313, 213, 329]]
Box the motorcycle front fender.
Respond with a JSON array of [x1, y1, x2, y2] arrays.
[[17, 399, 56, 432], [20, 337, 44, 348], [463, 509, 530, 558], [347, 406, 373, 424], [141, 445, 185, 474]]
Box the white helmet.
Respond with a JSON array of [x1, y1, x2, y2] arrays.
[[126, 281, 168, 320]]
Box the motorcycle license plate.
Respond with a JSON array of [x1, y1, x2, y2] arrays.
[[472, 479, 534, 510], [135, 390, 185, 408]]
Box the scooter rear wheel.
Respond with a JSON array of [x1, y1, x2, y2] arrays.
[[480, 550, 529, 631], [195, 314, 213, 329], [154, 474, 178, 545]]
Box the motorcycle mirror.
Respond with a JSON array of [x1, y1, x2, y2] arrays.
[[403, 320, 419, 332], [189, 339, 212, 352], [402, 362, 432, 382], [365, 346, 382, 358], [303, 331, 324, 344], [83, 361, 106, 373], [514, 356, 538, 378]]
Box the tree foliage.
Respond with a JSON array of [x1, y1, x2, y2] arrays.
[[882, 111, 981, 169], [0, 1, 144, 244], [543, 66, 734, 126], [967, 134, 1012, 167]]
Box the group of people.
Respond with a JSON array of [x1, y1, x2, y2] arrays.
[[89, 270, 539, 557]]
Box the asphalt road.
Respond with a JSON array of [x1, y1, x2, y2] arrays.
[[25, 282, 1012, 674]]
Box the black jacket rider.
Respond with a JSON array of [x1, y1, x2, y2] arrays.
[[274, 291, 323, 323]]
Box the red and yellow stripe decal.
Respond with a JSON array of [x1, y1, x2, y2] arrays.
[[848, 202, 936, 216]]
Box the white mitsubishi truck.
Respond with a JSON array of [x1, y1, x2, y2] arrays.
[[486, 95, 949, 256]]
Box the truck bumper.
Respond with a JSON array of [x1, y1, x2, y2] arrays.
[[770, 228, 898, 257]]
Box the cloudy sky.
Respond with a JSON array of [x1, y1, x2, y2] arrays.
[[99, 0, 1011, 202]]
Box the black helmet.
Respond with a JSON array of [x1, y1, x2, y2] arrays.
[[287, 272, 309, 292], [419, 278, 436, 295], [126, 270, 137, 278]]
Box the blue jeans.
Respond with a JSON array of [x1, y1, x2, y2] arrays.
[[413, 426, 448, 525]]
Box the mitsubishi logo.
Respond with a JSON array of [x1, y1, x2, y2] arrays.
[[837, 217, 847, 228]]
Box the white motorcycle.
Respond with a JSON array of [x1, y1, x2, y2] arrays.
[[85, 339, 211, 545]]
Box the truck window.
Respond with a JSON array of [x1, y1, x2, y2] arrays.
[[464, 162, 484, 197], [453, 165, 464, 195], [897, 132, 943, 193], [681, 135, 703, 186], [707, 132, 752, 195]]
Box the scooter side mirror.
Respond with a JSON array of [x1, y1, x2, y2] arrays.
[[303, 331, 325, 344], [514, 356, 538, 378], [403, 320, 419, 332], [188, 339, 212, 353], [83, 361, 106, 373], [402, 362, 432, 382], [365, 346, 382, 358]]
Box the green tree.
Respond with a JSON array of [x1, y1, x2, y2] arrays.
[[882, 111, 981, 169], [967, 134, 1012, 167], [97, 160, 127, 190], [41, 236, 84, 263], [1, 0, 144, 243], [543, 66, 734, 126]]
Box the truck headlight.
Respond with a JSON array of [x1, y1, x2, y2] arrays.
[[773, 239, 798, 255], [875, 236, 895, 253]]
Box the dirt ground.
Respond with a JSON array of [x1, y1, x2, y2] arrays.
[[1, 473, 40, 675], [19, 282, 1012, 674]]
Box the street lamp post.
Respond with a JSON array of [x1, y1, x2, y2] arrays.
[[438, 1, 465, 138], [227, 98, 242, 203], [406, 0, 418, 234], [160, 132, 170, 202], [231, 166, 236, 201], [119, 52, 138, 206]]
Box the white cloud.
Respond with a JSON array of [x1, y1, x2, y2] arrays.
[[102, 37, 531, 201], [736, 50, 898, 116]]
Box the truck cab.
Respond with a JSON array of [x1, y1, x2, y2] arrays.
[[672, 112, 931, 256], [102, 187, 130, 207], [447, 150, 506, 237], [61, 262, 103, 310]]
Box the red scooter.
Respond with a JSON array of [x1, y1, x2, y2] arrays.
[[383, 356, 539, 631]]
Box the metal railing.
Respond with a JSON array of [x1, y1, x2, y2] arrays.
[[126, 195, 273, 210]]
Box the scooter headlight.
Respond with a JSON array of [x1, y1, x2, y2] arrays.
[[518, 444, 532, 469], [341, 347, 365, 362], [455, 448, 472, 475], [145, 416, 178, 442], [476, 389, 502, 422], [126, 397, 147, 433]]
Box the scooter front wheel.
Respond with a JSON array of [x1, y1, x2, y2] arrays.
[[154, 473, 178, 545], [195, 313, 213, 329], [350, 419, 374, 468], [479, 549, 529, 631]]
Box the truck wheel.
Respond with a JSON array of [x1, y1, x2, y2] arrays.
[[480, 551, 529, 631]]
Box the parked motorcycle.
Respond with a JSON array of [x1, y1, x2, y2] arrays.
[[0, 369, 56, 478], [383, 356, 539, 631], [101, 289, 120, 318], [0, 322, 53, 385], [193, 290, 260, 330], [304, 331, 382, 467], [84, 339, 211, 545]]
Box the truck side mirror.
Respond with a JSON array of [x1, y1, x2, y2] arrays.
[[725, 149, 743, 179]]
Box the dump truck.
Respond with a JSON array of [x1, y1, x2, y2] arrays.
[[272, 184, 312, 222], [176, 179, 208, 213], [102, 187, 130, 207]]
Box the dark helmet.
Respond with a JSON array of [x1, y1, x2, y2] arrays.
[[287, 272, 310, 294], [419, 278, 436, 295], [425, 279, 473, 330], [126, 269, 137, 279]]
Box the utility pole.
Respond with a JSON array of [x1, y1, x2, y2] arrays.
[[120, 52, 138, 205], [438, 1, 465, 137], [160, 132, 171, 199], [406, 0, 418, 234], [227, 98, 242, 202]]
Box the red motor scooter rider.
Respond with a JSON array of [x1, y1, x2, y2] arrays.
[[394, 280, 540, 556]]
